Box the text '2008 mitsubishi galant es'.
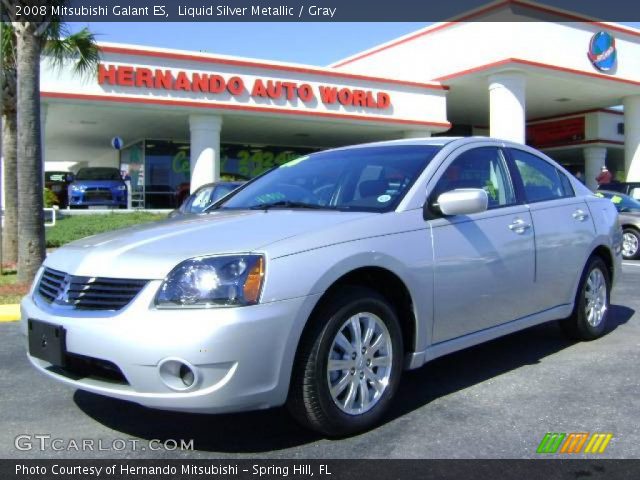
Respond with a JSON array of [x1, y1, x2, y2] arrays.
[[22, 137, 621, 436]]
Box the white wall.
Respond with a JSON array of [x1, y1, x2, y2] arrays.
[[334, 21, 640, 84], [40, 45, 449, 130]]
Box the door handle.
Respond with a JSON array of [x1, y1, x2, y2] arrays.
[[508, 218, 531, 234], [572, 209, 589, 221]]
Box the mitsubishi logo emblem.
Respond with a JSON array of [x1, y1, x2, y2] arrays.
[[54, 275, 72, 305]]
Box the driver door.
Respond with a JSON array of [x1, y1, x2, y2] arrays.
[[428, 145, 537, 343]]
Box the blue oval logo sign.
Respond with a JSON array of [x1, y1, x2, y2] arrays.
[[588, 31, 616, 72]]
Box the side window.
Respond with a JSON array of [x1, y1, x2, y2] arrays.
[[510, 149, 571, 202], [433, 147, 516, 209], [559, 171, 575, 197]]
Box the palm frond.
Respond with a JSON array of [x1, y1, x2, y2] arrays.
[[1, 20, 16, 71], [44, 26, 100, 78]]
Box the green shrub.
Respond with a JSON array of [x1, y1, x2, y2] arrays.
[[43, 188, 59, 208], [46, 212, 167, 248]]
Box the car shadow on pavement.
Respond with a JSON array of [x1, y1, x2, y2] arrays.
[[74, 304, 633, 453]]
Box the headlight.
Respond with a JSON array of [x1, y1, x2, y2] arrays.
[[70, 184, 85, 192], [155, 255, 265, 308], [115, 185, 127, 191]]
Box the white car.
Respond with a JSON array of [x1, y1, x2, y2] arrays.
[[23, 137, 622, 436]]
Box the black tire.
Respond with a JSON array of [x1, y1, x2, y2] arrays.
[[622, 228, 640, 260], [560, 256, 611, 341], [287, 286, 403, 437]]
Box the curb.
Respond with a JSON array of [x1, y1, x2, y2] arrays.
[[0, 304, 20, 322]]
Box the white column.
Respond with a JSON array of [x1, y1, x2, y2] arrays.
[[403, 130, 432, 139], [623, 95, 640, 182], [584, 146, 607, 192], [189, 114, 222, 193], [41, 103, 47, 184], [488, 72, 526, 143], [40, 103, 47, 155]]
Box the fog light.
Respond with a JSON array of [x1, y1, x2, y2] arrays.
[[158, 358, 199, 391], [179, 364, 195, 387]]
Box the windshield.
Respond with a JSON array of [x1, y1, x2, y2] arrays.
[[75, 168, 122, 181], [596, 191, 640, 212], [217, 145, 441, 212]]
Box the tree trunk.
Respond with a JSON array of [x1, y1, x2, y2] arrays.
[[2, 112, 18, 266], [15, 27, 45, 284]]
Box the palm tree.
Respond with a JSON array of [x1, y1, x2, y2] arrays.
[[1, 1, 99, 282], [1, 21, 17, 269]]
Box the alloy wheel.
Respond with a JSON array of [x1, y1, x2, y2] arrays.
[[585, 268, 607, 327], [326, 312, 393, 415], [622, 231, 639, 258]]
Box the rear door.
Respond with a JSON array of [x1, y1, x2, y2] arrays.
[[429, 145, 537, 343], [507, 148, 595, 311]]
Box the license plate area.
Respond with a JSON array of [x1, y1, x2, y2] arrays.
[[28, 319, 66, 367]]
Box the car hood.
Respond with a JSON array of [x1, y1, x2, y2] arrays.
[[45, 209, 373, 279]]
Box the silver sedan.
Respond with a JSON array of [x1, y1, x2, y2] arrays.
[[22, 137, 622, 436]]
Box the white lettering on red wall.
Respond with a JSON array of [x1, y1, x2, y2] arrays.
[[97, 64, 392, 109]]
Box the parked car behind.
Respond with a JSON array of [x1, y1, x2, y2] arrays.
[[23, 137, 621, 437], [168, 181, 245, 218], [68, 167, 127, 209], [45, 171, 73, 208], [597, 181, 640, 199], [595, 190, 640, 259]]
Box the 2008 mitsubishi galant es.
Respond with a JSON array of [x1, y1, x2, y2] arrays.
[[22, 137, 621, 436]]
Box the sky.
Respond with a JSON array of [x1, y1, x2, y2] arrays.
[[67, 22, 432, 66], [68, 21, 640, 67]]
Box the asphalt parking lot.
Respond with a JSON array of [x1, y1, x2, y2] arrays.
[[1, 262, 639, 459]]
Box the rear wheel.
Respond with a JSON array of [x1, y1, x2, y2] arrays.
[[560, 256, 610, 341], [622, 228, 640, 260], [287, 287, 403, 437]]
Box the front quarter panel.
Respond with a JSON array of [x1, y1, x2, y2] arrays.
[[261, 209, 433, 355]]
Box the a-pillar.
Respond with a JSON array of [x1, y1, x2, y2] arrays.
[[403, 130, 432, 139], [189, 115, 222, 193], [488, 72, 526, 143], [584, 146, 607, 192], [623, 95, 640, 182]]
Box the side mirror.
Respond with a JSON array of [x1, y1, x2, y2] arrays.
[[436, 188, 488, 216], [66, 173, 75, 183]]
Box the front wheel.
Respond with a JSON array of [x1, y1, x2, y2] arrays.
[[622, 228, 640, 260], [287, 287, 403, 437], [560, 256, 611, 341]]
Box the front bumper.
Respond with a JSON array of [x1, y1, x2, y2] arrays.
[[69, 192, 126, 208], [21, 283, 319, 414]]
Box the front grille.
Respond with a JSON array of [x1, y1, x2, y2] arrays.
[[38, 267, 148, 311], [84, 188, 112, 201]]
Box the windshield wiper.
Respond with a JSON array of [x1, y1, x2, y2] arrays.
[[249, 201, 331, 210]]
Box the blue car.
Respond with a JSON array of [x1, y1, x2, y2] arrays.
[[68, 167, 127, 209]]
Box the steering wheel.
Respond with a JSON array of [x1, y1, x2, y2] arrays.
[[278, 184, 321, 204]]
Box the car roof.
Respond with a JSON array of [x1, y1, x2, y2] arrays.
[[322, 136, 535, 153]]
